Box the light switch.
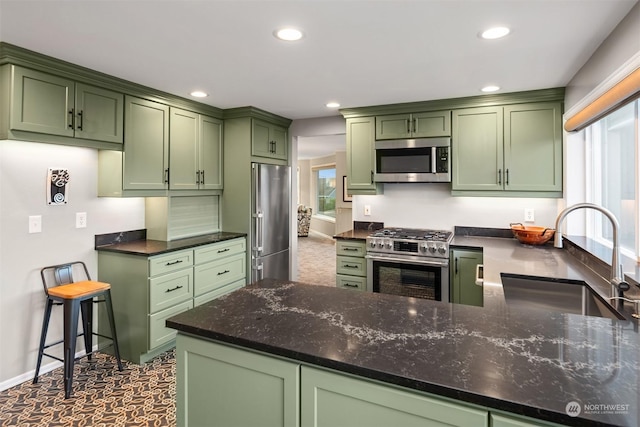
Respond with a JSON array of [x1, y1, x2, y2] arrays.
[[29, 215, 42, 233], [364, 205, 371, 216]]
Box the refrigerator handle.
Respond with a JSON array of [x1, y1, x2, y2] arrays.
[[252, 211, 264, 254], [252, 263, 264, 281]]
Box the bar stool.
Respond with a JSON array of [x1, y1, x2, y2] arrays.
[[33, 261, 123, 398]]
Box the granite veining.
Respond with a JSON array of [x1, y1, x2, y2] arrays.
[[94, 231, 247, 256], [168, 279, 640, 427]]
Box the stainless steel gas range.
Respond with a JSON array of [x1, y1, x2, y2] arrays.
[[365, 228, 453, 302]]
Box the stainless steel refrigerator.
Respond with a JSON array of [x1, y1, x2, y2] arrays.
[[251, 163, 291, 282]]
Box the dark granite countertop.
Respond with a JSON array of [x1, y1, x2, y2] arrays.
[[333, 229, 372, 240], [167, 278, 640, 427], [95, 231, 247, 256]]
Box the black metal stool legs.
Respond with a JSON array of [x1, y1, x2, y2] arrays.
[[104, 290, 123, 371], [80, 300, 93, 362], [63, 298, 81, 399], [33, 299, 54, 384]]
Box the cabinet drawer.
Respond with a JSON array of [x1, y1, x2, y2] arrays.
[[149, 250, 193, 277], [194, 238, 246, 264], [149, 299, 193, 349], [194, 253, 246, 297], [336, 240, 367, 257], [336, 274, 367, 291], [149, 269, 193, 314], [336, 255, 366, 277], [194, 279, 245, 306]]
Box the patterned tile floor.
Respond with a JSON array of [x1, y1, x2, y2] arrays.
[[0, 235, 335, 426], [0, 350, 175, 426]]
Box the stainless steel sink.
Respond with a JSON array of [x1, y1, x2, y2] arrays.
[[500, 274, 625, 320]]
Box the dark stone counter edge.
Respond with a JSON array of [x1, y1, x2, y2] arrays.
[[165, 321, 612, 427], [95, 232, 247, 256]]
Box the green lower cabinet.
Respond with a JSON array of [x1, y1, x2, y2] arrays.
[[450, 249, 484, 307], [176, 335, 300, 427], [490, 413, 564, 427], [335, 239, 368, 291], [301, 366, 487, 427]]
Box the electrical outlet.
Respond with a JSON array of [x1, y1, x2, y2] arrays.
[[524, 208, 535, 223], [364, 205, 371, 216], [29, 215, 42, 233], [76, 212, 87, 228]]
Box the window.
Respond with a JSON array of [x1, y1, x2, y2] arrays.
[[585, 99, 639, 258], [316, 167, 336, 218]]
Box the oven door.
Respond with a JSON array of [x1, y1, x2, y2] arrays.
[[366, 253, 449, 302]]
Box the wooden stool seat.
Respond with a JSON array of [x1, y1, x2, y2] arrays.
[[34, 262, 123, 398], [47, 280, 111, 299]]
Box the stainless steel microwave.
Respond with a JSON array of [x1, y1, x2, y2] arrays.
[[374, 137, 451, 183]]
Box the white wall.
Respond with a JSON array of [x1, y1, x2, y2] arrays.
[[352, 184, 559, 230], [0, 140, 145, 389]]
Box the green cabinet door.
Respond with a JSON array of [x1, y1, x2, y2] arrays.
[[252, 118, 288, 161], [450, 249, 483, 307], [74, 83, 123, 144], [176, 334, 300, 427], [169, 108, 199, 190], [346, 116, 382, 194], [490, 413, 564, 427], [199, 114, 223, 190], [301, 366, 488, 427], [504, 103, 562, 192], [10, 66, 75, 137], [169, 109, 223, 191], [10, 66, 123, 144], [123, 96, 169, 190], [376, 110, 451, 139], [452, 107, 503, 191]]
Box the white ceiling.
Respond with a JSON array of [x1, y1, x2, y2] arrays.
[[0, 0, 637, 159]]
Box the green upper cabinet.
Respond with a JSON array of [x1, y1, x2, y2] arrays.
[[9, 66, 123, 144], [122, 96, 169, 190], [452, 106, 504, 192], [169, 108, 223, 191], [375, 110, 451, 140], [452, 102, 562, 197], [346, 117, 382, 195], [503, 103, 562, 192], [251, 118, 287, 161], [450, 249, 483, 307]]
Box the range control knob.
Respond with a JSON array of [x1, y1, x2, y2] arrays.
[[377, 241, 384, 249], [385, 241, 393, 249], [420, 243, 429, 253], [369, 240, 376, 248], [428, 243, 437, 254], [437, 245, 447, 254]]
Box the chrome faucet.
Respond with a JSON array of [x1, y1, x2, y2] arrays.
[[554, 203, 630, 304]]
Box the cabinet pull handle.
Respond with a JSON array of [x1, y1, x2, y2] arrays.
[[196, 170, 200, 184], [165, 259, 183, 266], [412, 118, 417, 133], [68, 109, 74, 129], [164, 168, 169, 184], [201, 170, 205, 184], [77, 110, 83, 131], [217, 248, 230, 253], [217, 270, 230, 276], [165, 285, 183, 293], [406, 119, 411, 134], [497, 169, 502, 185], [455, 257, 458, 275], [505, 169, 509, 185], [343, 247, 358, 251], [344, 283, 359, 288], [371, 170, 374, 184], [343, 264, 359, 269]]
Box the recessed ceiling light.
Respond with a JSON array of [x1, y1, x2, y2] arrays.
[[480, 27, 510, 40], [481, 85, 501, 93], [190, 91, 208, 98], [326, 102, 340, 108], [274, 27, 304, 41]]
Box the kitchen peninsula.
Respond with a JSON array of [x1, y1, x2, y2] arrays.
[[168, 271, 640, 427]]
